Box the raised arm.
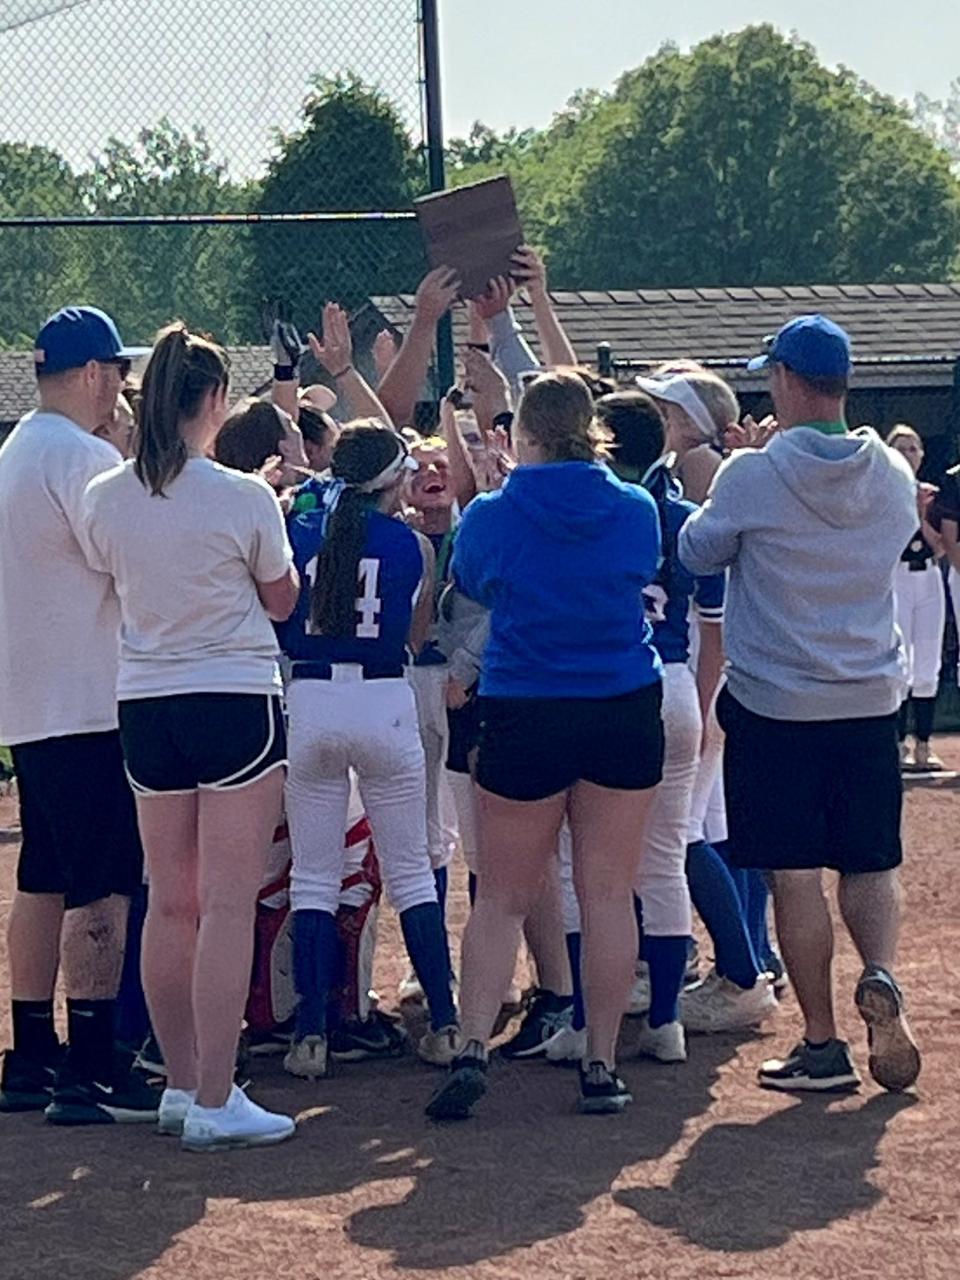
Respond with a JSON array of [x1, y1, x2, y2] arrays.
[[510, 244, 577, 369], [377, 266, 460, 426], [471, 277, 539, 398], [677, 460, 747, 576], [309, 302, 393, 426], [269, 315, 304, 423], [439, 394, 478, 509]]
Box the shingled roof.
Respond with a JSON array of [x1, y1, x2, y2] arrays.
[[0, 346, 273, 428], [363, 282, 960, 389]]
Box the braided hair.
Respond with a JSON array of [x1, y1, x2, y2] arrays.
[[310, 421, 407, 637]]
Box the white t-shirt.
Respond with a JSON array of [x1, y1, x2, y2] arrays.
[[81, 457, 293, 700], [0, 411, 122, 745]]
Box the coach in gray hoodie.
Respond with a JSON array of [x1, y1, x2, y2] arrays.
[[679, 314, 922, 1098]]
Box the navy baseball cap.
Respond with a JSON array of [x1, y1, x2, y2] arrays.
[[34, 306, 151, 375], [747, 314, 852, 378]]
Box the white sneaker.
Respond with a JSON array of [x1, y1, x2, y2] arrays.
[[181, 1085, 295, 1152], [544, 1025, 587, 1064], [398, 971, 426, 1007], [627, 961, 651, 1016], [634, 1017, 687, 1063], [681, 969, 778, 1033], [913, 741, 943, 771], [157, 1086, 196, 1136], [417, 1025, 462, 1066], [283, 1035, 329, 1080]]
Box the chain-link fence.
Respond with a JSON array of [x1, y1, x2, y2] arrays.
[[0, 0, 430, 349]]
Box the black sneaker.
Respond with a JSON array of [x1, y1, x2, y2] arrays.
[[425, 1053, 488, 1120], [855, 966, 921, 1092], [0, 1046, 63, 1113], [499, 991, 573, 1059], [758, 1040, 861, 1093], [330, 1012, 407, 1061], [577, 1061, 632, 1115], [45, 1060, 162, 1126]]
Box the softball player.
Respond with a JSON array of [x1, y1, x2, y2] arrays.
[[887, 426, 946, 770], [277, 421, 461, 1080]]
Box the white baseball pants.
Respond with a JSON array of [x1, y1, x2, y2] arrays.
[[636, 662, 698, 936], [285, 670, 438, 916], [558, 662, 698, 938], [406, 664, 458, 869], [894, 561, 946, 698]]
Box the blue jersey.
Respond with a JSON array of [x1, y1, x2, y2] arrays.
[[276, 491, 424, 676], [644, 462, 724, 664]]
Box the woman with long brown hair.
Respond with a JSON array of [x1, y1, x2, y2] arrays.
[[82, 323, 300, 1152]]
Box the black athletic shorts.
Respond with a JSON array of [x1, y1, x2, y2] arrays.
[[718, 687, 903, 875], [119, 693, 287, 795], [446, 687, 481, 775], [476, 681, 664, 802], [12, 730, 143, 909]]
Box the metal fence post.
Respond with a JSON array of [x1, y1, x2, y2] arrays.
[[420, 0, 455, 396]]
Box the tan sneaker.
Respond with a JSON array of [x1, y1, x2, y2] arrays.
[[913, 741, 943, 772], [283, 1035, 328, 1080], [417, 1025, 462, 1067]]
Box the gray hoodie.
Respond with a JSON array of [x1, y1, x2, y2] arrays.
[[678, 426, 917, 721]]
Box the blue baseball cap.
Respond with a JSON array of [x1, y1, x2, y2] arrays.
[[747, 314, 852, 378], [34, 306, 151, 375]]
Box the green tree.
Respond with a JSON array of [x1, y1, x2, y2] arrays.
[[78, 118, 254, 342], [452, 27, 960, 288], [915, 81, 960, 169], [0, 143, 86, 346], [254, 74, 426, 325]]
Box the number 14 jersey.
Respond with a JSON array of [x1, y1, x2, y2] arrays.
[[276, 499, 424, 674]]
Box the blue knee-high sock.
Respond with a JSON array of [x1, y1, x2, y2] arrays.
[[433, 866, 448, 919], [565, 931, 585, 1031], [293, 909, 339, 1038], [716, 840, 774, 971], [645, 935, 689, 1028], [468, 872, 477, 906], [400, 902, 457, 1031], [432, 865, 454, 981], [685, 841, 762, 990], [633, 893, 646, 961]]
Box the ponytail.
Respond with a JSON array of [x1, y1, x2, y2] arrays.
[[136, 321, 229, 495], [310, 421, 409, 637]]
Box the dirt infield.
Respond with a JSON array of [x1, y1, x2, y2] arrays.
[[1, 743, 958, 1280]]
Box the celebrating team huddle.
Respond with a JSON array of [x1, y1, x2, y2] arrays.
[[0, 262, 932, 1151]]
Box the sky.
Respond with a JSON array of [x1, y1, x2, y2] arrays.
[[0, 0, 957, 178]]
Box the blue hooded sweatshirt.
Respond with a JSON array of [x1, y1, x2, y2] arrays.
[[452, 461, 663, 698]]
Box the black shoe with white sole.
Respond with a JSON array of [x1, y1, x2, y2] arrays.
[[577, 1061, 633, 1114], [45, 1062, 162, 1125], [499, 991, 573, 1059], [425, 1052, 488, 1120], [758, 1039, 861, 1093], [855, 966, 921, 1092], [330, 1012, 407, 1061], [0, 1047, 63, 1113]]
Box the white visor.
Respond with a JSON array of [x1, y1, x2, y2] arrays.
[[635, 373, 719, 444], [358, 447, 418, 493]]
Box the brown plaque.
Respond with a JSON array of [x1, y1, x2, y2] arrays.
[[414, 175, 523, 301]]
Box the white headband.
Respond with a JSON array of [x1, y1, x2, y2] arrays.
[[357, 448, 418, 494], [635, 373, 719, 444]]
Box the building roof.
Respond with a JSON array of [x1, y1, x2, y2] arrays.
[[364, 282, 960, 389], [0, 346, 273, 427]]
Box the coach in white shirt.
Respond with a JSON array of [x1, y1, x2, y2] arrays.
[[0, 306, 160, 1125]]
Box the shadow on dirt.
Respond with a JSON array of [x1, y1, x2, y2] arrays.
[[1, 1026, 753, 1277], [614, 1090, 916, 1252]]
